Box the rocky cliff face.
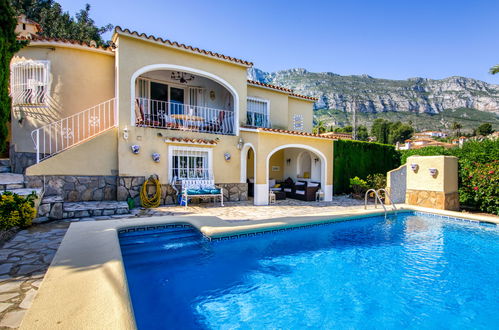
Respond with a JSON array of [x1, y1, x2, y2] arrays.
[[248, 68, 499, 115]]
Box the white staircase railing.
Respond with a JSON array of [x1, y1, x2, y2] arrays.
[[31, 98, 117, 163]]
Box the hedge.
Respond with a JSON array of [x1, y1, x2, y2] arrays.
[[333, 140, 400, 194]]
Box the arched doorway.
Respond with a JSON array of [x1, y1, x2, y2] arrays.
[[253, 144, 331, 205], [240, 143, 256, 198]]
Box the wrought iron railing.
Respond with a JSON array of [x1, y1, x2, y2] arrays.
[[31, 98, 116, 163], [135, 98, 235, 135]]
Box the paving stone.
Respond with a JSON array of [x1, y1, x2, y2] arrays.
[[0, 310, 26, 328], [0, 281, 22, 294], [0, 302, 12, 313], [0, 264, 13, 275], [16, 265, 45, 276], [19, 289, 36, 309], [0, 293, 18, 302]]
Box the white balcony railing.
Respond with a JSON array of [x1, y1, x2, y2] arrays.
[[31, 98, 116, 163], [246, 111, 271, 128], [135, 98, 235, 135]]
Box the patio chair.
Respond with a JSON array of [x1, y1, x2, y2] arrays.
[[201, 111, 225, 133]]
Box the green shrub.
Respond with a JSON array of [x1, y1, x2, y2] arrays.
[[459, 160, 498, 215], [366, 173, 387, 190], [0, 191, 37, 230], [349, 176, 368, 198], [334, 140, 400, 194]]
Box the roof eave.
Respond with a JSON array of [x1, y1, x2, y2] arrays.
[[114, 27, 253, 68]]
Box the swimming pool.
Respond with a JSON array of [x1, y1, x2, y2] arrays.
[[119, 212, 499, 329]]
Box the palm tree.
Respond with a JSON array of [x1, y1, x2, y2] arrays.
[[451, 121, 462, 137], [313, 120, 327, 134], [490, 65, 499, 75]]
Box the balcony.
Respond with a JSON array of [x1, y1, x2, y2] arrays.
[[135, 98, 235, 135]]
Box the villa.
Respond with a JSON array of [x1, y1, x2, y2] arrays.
[[7, 20, 350, 211], [2, 14, 499, 330]]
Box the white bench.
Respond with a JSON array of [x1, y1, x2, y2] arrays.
[[180, 179, 224, 208]]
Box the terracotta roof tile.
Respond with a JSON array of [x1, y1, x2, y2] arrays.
[[241, 126, 343, 140], [247, 80, 318, 101], [115, 26, 253, 67], [18, 35, 113, 52], [163, 137, 218, 145], [247, 80, 292, 92]]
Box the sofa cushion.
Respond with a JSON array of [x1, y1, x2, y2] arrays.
[[295, 190, 305, 195], [283, 188, 292, 192], [308, 182, 319, 187]]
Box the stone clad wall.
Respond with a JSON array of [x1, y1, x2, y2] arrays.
[[26, 175, 117, 201], [10, 147, 37, 174], [406, 190, 459, 211], [25, 175, 248, 206]]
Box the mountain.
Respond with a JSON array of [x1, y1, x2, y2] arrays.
[[248, 68, 499, 131]]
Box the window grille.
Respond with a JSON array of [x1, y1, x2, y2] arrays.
[[247, 97, 270, 127], [10, 60, 50, 106], [170, 147, 212, 180]]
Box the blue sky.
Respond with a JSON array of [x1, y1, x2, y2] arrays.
[[58, 0, 499, 84]]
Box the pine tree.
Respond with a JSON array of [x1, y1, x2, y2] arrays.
[[0, 0, 25, 152], [11, 1, 112, 46]]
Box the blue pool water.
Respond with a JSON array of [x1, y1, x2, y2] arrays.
[[119, 212, 499, 329]]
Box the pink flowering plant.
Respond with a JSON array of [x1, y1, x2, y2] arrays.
[[459, 160, 499, 215]]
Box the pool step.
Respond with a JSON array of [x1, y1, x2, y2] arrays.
[[122, 246, 206, 267], [120, 234, 202, 255], [119, 230, 200, 246], [119, 226, 195, 238]]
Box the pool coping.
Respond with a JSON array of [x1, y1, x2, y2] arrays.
[[19, 205, 498, 329]]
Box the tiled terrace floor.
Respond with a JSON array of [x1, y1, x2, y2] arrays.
[[0, 196, 366, 329]]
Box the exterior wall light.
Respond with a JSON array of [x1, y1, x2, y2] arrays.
[[123, 125, 129, 140], [429, 168, 438, 177], [410, 163, 419, 172], [130, 145, 140, 154], [236, 137, 244, 150], [314, 157, 320, 165], [224, 152, 231, 161], [152, 153, 160, 162]]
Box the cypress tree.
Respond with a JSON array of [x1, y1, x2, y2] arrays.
[[0, 0, 24, 153]]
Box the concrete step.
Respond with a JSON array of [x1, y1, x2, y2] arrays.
[[0, 158, 10, 167], [0, 173, 25, 190], [0, 166, 11, 173], [5, 188, 43, 197], [63, 201, 129, 218]]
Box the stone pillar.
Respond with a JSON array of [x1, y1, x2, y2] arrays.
[[405, 156, 459, 211]]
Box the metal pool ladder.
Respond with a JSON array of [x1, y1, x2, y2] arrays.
[[364, 188, 397, 219]]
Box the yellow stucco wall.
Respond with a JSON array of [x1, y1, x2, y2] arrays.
[[288, 97, 314, 133], [268, 149, 284, 181], [247, 85, 289, 129], [406, 156, 458, 193], [26, 128, 118, 176], [118, 127, 242, 184], [241, 130, 334, 185], [11, 45, 115, 152]]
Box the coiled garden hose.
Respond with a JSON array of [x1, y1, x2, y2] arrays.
[[140, 175, 161, 208]]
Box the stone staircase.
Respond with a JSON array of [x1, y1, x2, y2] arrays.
[[0, 158, 130, 222]]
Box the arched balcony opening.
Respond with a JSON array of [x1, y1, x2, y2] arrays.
[[133, 68, 236, 135]]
